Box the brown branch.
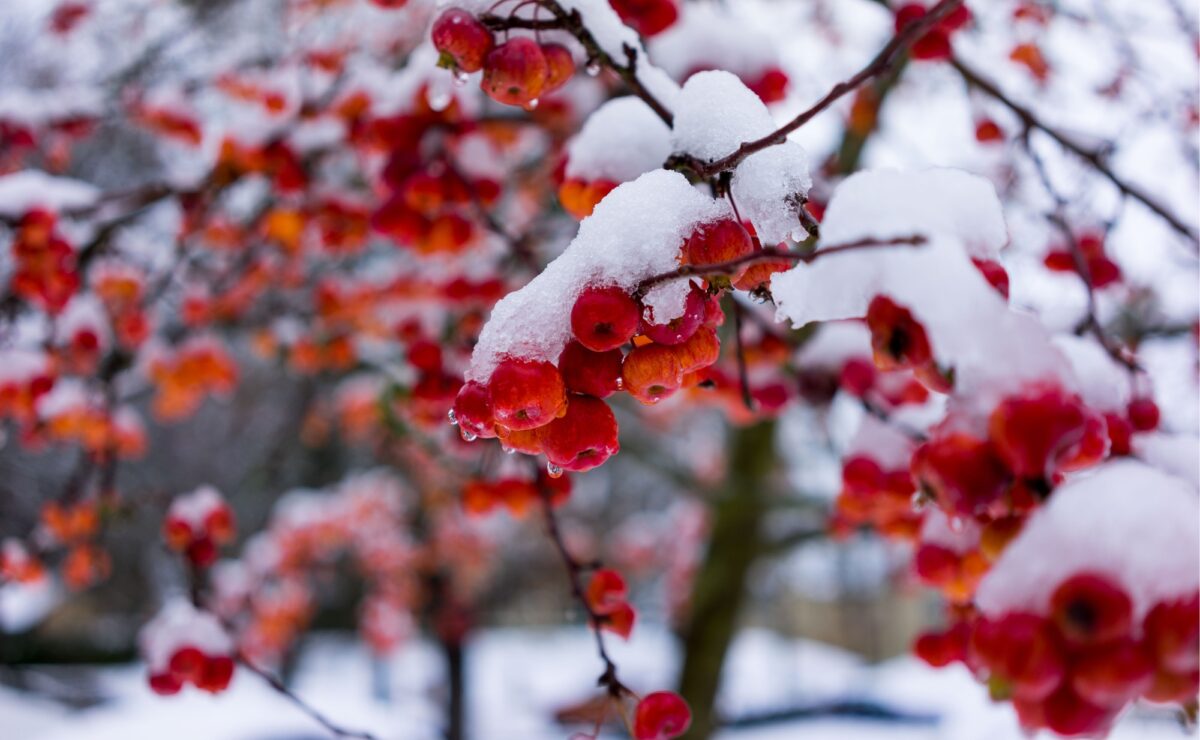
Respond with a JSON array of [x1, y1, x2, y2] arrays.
[[666, 0, 964, 179], [953, 57, 1200, 250], [533, 2, 674, 126], [535, 475, 629, 699], [237, 655, 381, 740], [634, 234, 927, 298]]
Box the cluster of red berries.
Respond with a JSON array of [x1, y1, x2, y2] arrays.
[[586, 567, 637, 639], [432, 9, 575, 110], [10, 209, 79, 314], [149, 644, 235, 696], [894, 2, 973, 61], [461, 470, 571, 517], [913, 382, 1119, 521], [163, 486, 236, 568], [835, 454, 923, 540], [1043, 231, 1122, 289], [451, 217, 781, 474], [918, 576, 1199, 736]]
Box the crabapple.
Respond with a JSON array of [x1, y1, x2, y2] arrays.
[[1143, 594, 1200, 674], [633, 691, 692, 740], [488, 358, 567, 431], [1127, 397, 1160, 431], [1070, 638, 1154, 706], [610, 0, 679, 38], [682, 219, 754, 270], [558, 341, 623, 398], [988, 386, 1105, 481], [641, 285, 705, 346], [482, 37, 548, 108], [671, 326, 721, 374], [910, 433, 1011, 517], [540, 43, 575, 93], [866, 295, 935, 372], [969, 613, 1067, 701], [1050, 573, 1133, 647], [571, 285, 641, 351], [621, 343, 683, 404], [431, 9, 494, 73], [541, 395, 620, 472], [452, 381, 497, 439]]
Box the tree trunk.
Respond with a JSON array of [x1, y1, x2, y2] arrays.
[[442, 634, 466, 740], [676, 420, 776, 739]]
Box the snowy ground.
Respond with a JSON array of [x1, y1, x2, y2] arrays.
[[1, 626, 1189, 740]]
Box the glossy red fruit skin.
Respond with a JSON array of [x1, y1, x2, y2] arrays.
[[1041, 685, 1118, 737], [168, 646, 206, 683], [866, 295, 935, 371], [488, 359, 567, 431], [911, 433, 1011, 517], [148, 671, 183, 695], [969, 613, 1067, 701], [541, 395, 620, 472], [558, 341, 623, 398], [914, 622, 970, 668], [988, 385, 1100, 480], [621, 343, 683, 404], [540, 43, 574, 92], [1050, 573, 1133, 647], [1127, 397, 1160, 431], [633, 691, 692, 740], [481, 37, 548, 107], [586, 567, 628, 613], [1143, 594, 1200, 674], [971, 258, 1010, 298], [611, 0, 679, 38], [914, 543, 960, 585], [682, 219, 754, 268], [453, 381, 497, 439], [641, 285, 705, 346], [571, 285, 641, 351], [196, 655, 235, 693], [1070, 638, 1154, 707], [431, 8, 494, 73]]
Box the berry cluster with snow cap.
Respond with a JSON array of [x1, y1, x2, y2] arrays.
[[164, 486, 236, 568], [141, 599, 236, 696]]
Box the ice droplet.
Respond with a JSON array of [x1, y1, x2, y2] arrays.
[[790, 227, 808, 243], [427, 88, 453, 112], [614, 377, 624, 390], [460, 429, 477, 442], [452, 69, 470, 86], [525, 98, 540, 111], [546, 462, 563, 478], [585, 61, 601, 76], [502, 446, 515, 455], [447, 409, 458, 426]]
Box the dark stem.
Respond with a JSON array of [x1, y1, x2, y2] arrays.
[[237, 655, 381, 740]]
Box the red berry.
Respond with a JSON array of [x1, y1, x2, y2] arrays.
[[911, 433, 1011, 517], [670, 326, 721, 375], [914, 543, 960, 585], [186, 537, 217, 568], [1127, 397, 1160, 431], [168, 646, 206, 683], [148, 671, 183, 696], [1041, 685, 1118, 737], [1050, 573, 1133, 647], [621, 344, 683, 404], [452, 381, 497, 439], [641, 285, 705, 346], [585, 568, 628, 614], [195, 655, 235, 693], [914, 622, 969, 667], [633, 691, 692, 740], [969, 613, 1067, 701], [1143, 594, 1200, 674], [431, 9, 494, 73], [407, 339, 443, 372], [971, 258, 1010, 298], [1070, 638, 1154, 707], [839, 357, 877, 397], [488, 359, 567, 431], [541, 395, 620, 472], [611, 0, 679, 37], [988, 385, 1103, 480], [866, 295, 935, 371], [540, 43, 574, 93], [571, 285, 641, 351], [682, 219, 754, 270], [558, 341, 623, 399], [482, 37, 548, 107]]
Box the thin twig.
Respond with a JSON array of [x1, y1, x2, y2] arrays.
[[665, 0, 965, 179], [953, 57, 1199, 250], [237, 655, 381, 740], [634, 235, 926, 298], [535, 475, 629, 698]]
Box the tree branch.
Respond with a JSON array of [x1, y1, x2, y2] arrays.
[[665, 0, 964, 179]]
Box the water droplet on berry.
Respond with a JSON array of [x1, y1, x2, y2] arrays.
[[585, 61, 601, 76], [546, 462, 563, 478], [790, 227, 808, 242], [460, 429, 477, 442], [447, 409, 458, 426], [525, 98, 540, 111], [614, 377, 624, 390], [502, 446, 515, 455], [452, 69, 470, 86]]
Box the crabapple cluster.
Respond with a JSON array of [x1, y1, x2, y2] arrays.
[[163, 486, 236, 568], [894, 2, 973, 61], [451, 217, 772, 475], [141, 600, 236, 696], [585, 567, 637, 639], [432, 8, 576, 110], [9, 209, 79, 314]]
